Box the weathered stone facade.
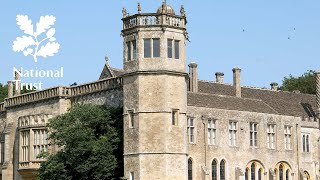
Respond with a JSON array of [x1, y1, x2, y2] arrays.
[[0, 2, 319, 180]]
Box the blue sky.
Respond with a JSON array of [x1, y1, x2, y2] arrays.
[[0, 0, 320, 89]]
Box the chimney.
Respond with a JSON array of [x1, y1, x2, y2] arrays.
[[215, 72, 224, 84], [14, 71, 21, 95], [270, 82, 278, 91], [315, 71, 320, 117], [188, 62, 198, 92], [7, 81, 13, 98], [232, 67, 241, 98]]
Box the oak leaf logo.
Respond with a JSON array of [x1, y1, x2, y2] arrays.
[[12, 15, 60, 62]]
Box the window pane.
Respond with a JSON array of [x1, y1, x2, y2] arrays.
[[174, 40, 180, 59], [153, 38, 160, 57], [127, 42, 131, 61], [251, 163, 256, 180], [133, 40, 137, 60], [188, 159, 192, 180], [144, 39, 151, 58], [279, 164, 283, 180], [220, 161, 225, 180], [212, 160, 217, 180], [168, 39, 173, 58], [258, 169, 262, 180]]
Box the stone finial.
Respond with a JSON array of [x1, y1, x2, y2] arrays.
[[7, 81, 13, 98], [122, 8, 127, 18], [14, 71, 21, 95], [270, 82, 278, 91], [162, 2, 166, 13], [315, 71, 320, 117], [215, 72, 224, 84], [180, 5, 186, 16], [138, 2, 141, 14], [188, 62, 198, 92], [232, 67, 241, 98], [105, 54, 109, 62]]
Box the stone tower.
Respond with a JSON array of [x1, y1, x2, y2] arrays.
[[121, 2, 188, 180]]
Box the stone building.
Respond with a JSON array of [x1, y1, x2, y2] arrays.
[[0, 2, 319, 180]]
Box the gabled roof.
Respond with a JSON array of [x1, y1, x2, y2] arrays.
[[187, 80, 317, 117], [99, 57, 124, 79]]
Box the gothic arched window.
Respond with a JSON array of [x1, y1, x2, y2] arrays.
[[258, 168, 262, 180], [286, 169, 290, 180], [279, 164, 283, 180], [303, 135, 306, 152], [188, 158, 192, 180], [245, 168, 248, 180], [220, 160, 225, 180], [306, 135, 310, 152], [212, 160, 217, 180], [251, 163, 256, 180]]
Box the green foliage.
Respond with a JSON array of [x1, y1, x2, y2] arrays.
[[0, 84, 8, 102], [38, 104, 123, 180], [280, 70, 316, 94]]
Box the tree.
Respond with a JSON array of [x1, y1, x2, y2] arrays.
[[38, 104, 123, 180], [280, 70, 316, 94], [0, 84, 8, 102]]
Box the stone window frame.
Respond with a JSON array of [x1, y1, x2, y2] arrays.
[[301, 132, 311, 153], [126, 40, 137, 62], [143, 38, 161, 58], [284, 125, 292, 150], [267, 124, 276, 149], [207, 118, 217, 145], [228, 120, 237, 147], [245, 160, 265, 180], [18, 114, 51, 169], [249, 122, 258, 147], [171, 109, 179, 126], [274, 162, 292, 180], [167, 38, 180, 60], [187, 116, 196, 144], [127, 109, 135, 129], [129, 171, 134, 180]]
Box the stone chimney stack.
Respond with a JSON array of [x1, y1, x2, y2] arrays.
[[270, 82, 278, 91], [14, 71, 21, 95], [189, 62, 198, 92], [315, 71, 320, 117], [232, 67, 241, 98], [215, 72, 224, 84], [7, 81, 13, 98]]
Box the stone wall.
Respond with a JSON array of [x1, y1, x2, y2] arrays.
[[187, 106, 319, 180]]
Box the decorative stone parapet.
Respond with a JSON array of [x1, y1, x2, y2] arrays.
[[1, 77, 123, 109], [122, 13, 186, 31], [5, 87, 70, 108], [70, 77, 123, 97]]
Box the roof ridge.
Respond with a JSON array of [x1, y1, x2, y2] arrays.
[[198, 79, 316, 97], [188, 91, 265, 102]]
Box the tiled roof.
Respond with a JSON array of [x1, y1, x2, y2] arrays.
[[188, 92, 278, 114], [188, 81, 317, 117], [112, 68, 124, 77]]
